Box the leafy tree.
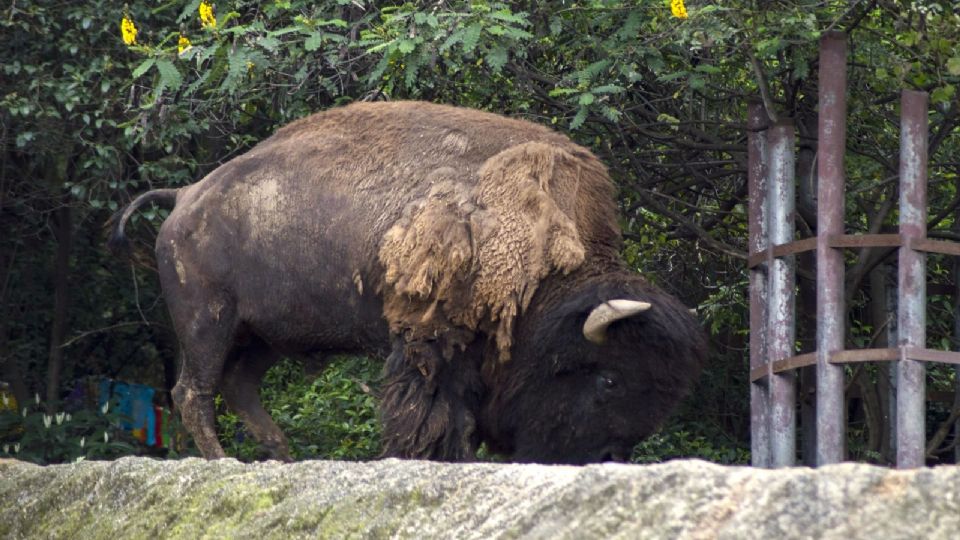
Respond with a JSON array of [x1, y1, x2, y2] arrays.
[[4, 0, 960, 463]]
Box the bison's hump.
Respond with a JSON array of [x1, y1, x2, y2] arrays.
[[379, 142, 592, 361]]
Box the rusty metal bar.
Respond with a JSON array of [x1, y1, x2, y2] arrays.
[[815, 31, 848, 466], [747, 237, 818, 269], [747, 233, 922, 270], [831, 348, 901, 364], [828, 233, 902, 249], [749, 353, 816, 383], [747, 100, 772, 468], [897, 89, 928, 469], [772, 352, 816, 376], [750, 347, 960, 382], [904, 347, 960, 365], [767, 118, 797, 467], [909, 238, 960, 257]]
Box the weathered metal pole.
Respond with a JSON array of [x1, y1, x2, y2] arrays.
[[896, 89, 928, 469], [815, 31, 848, 465], [748, 100, 771, 468], [767, 119, 797, 467]]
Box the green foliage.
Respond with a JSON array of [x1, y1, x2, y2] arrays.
[[632, 425, 750, 465], [6, 0, 960, 465], [216, 357, 381, 461], [0, 395, 138, 465]]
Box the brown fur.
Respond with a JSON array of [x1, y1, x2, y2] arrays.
[[109, 101, 706, 463], [379, 142, 606, 361]]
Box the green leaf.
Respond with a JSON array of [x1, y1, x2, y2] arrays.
[[155, 59, 183, 92], [576, 59, 612, 85], [131, 58, 156, 79], [591, 84, 624, 94], [462, 22, 483, 54], [397, 39, 416, 54], [578, 92, 595, 106], [305, 33, 324, 51], [947, 57, 960, 77], [485, 45, 508, 73], [223, 49, 252, 93], [257, 36, 281, 52], [931, 85, 955, 105], [601, 105, 622, 123], [657, 113, 680, 125], [549, 16, 562, 36], [488, 9, 528, 25], [570, 107, 588, 130], [548, 87, 578, 97]]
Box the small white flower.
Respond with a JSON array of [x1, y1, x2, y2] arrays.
[[43, 414, 52, 429], [22, 407, 27, 418], [66, 413, 72, 422], [13, 443, 20, 453], [3, 444, 8, 453], [101, 401, 110, 414], [56, 412, 65, 425], [35, 393, 40, 405], [80, 436, 86, 449], [103, 431, 109, 443], [2, 393, 8, 407]]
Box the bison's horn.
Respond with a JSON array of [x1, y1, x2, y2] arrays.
[[583, 299, 652, 345]]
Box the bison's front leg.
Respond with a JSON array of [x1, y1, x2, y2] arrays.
[[379, 336, 484, 461]]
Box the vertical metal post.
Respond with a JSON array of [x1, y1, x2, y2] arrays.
[[767, 119, 797, 467], [748, 100, 771, 468], [815, 31, 848, 465], [896, 89, 928, 468], [954, 186, 960, 464]]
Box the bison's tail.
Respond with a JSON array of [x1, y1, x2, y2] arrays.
[[107, 188, 179, 256]]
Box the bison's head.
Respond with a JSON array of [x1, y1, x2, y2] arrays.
[[479, 276, 707, 464]]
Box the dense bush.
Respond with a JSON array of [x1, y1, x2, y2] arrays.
[[0, 393, 141, 465], [216, 356, 381, 461]]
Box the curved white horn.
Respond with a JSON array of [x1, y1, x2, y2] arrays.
[[583, 299, 652, 345]]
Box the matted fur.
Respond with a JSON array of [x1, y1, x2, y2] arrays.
[[379, 142, 594, 361], [108, 101, 706, 463]]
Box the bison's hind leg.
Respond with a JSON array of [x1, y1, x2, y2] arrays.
[[221, 342, 291, 461], [166, 288, 238, 459]]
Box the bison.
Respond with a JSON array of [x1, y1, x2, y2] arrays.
[[109, 101, 707, 464]]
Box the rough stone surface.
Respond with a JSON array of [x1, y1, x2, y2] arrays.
[[2, 457, 959, 539]]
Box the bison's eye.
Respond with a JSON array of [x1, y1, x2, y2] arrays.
[[597, 374, 617, 391]]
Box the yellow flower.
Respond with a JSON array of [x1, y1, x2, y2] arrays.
[[199, 1, 217, 29], [178, 35, 192, 55], [671, 0, 688, 19], [121, 15, 138, 45]]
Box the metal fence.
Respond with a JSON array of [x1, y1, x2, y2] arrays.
[[748, 32, 960, 468]]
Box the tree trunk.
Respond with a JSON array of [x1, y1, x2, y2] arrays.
[[46, 202, 72, 408]]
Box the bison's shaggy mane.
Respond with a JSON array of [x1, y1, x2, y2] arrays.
[[378, 140, 618, 363]]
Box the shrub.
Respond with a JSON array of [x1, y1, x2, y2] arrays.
[[0, 394, 139, 465], [217, 356, 381, 461]]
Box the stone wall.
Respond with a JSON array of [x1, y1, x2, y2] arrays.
[[2, 457, 959, 539]]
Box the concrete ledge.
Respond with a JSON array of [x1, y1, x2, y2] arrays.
[[2, 457, 959, 539]]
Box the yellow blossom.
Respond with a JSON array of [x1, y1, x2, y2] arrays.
[[199, 1, 217, 29], [121, 15, 138, 45], [671, 0, 688, 19], [178, 35, 192, 55]]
